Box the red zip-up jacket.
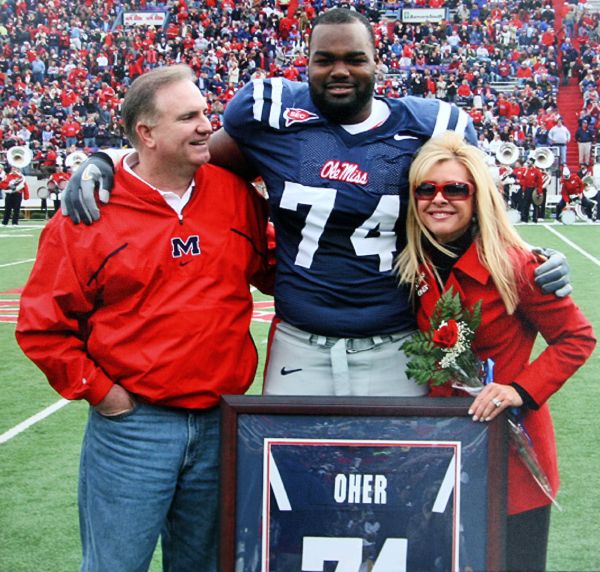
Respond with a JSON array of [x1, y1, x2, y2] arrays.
[[417, 243, 595, 514], [16, 161, 273, 410]]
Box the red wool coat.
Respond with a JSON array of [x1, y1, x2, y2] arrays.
[[416, 243, 595, 514]]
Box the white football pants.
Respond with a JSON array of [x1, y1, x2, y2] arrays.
[[263, 320, 428, 397]]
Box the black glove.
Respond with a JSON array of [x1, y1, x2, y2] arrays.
[[61, 152, 114, 225], [532, 247, 572, 298]]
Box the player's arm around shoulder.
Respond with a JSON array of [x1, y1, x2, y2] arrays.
[[208, 127, 257, 179]]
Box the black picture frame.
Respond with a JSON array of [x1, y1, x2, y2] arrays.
[[220, 395, 507, 572]]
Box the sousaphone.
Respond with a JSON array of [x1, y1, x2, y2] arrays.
[[495, 142, 520, 165], [532, 148, 555, 170], [65, 151, 88, 170], [7, 146, 33, 169]]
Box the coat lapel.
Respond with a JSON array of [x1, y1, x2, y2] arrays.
[[418, 242, 491, 321]]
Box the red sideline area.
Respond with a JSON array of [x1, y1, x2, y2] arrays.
[[0, 298, 20, 323]]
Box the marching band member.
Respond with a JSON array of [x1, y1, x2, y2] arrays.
[[40, 145, 59, 176], [511, 159, 526, 211], [1, 165, 29, 226], [539, 167, 552, 220], [556, 167, 595, 221], [48, 167, 71, 216], [499, 160, 515, 206], [0, 166, 5, 200], [519, 157, 545, 223]]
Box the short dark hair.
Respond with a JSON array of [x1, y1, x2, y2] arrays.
[[311, 8, 376, 54], [121, 64, 196, 147]]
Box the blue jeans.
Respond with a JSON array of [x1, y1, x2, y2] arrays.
[[79, 404, 221, 572]]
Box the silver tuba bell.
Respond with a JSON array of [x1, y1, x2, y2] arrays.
[[532, 147, 555, 170], [7, 145, 33, 169], [65, 150, 88, 170], [495, 142, 520, 165]]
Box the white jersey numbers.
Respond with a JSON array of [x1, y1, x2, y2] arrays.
[[301, 537, 408, 572], [351, 195, 399, 272], [280, 182, 400, 271], [280, 182, 337, 268]]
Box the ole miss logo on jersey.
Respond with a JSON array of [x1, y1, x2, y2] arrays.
[[283, 107, 319, 127], [320, 160, 369, 185]]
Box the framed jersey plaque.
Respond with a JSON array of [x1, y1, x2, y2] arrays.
[[219, 396, 507, 572]]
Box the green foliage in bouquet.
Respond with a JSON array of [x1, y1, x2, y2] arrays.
[[402, 287, 483, 387]]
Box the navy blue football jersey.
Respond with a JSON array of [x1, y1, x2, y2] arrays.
[[263, 441, 458, 571], [223, 78, 477, 337]]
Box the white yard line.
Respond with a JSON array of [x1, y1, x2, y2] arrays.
[[0, 258, 35, 268], [542, 224, 600, 268], [0, 399, 70, 444]]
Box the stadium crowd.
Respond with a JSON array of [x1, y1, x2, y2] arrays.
[[0, 0, 599, 169]]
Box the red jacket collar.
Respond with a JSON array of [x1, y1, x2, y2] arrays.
[[417, 242, 490, 320], [452, 241, 491, 286]]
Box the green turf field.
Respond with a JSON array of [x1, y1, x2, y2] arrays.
[[0, 221, 598, 571]]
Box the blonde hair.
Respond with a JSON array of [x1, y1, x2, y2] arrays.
[[396, 131, 527, 314]]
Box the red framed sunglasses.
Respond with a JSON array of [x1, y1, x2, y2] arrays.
[[413, 181, 475, 201]]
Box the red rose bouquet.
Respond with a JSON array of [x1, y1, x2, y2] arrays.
[[401, 287, 484, 388]]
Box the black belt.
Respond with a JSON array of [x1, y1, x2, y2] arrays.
[[136, 397, 219, 416]]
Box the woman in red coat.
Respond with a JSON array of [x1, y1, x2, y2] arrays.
[[396, 132, 596, 572]]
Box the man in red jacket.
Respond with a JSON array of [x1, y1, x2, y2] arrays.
[[556, 167, 595, 221], [1, 165, 29, 225], [16, 65, 272, 572], [60, 115, 81, 148]]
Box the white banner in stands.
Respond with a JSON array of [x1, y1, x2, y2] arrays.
[[401, 8, 446, 23], [123, 11, 168, 27]]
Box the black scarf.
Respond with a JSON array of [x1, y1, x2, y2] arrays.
[[426, 229, 474, 285]]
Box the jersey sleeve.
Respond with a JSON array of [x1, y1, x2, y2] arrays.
[[15, 221, 115, 405], [398, 96, 478, 145], [223, 78, 316, 144], [222, 79, 266, 146]]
